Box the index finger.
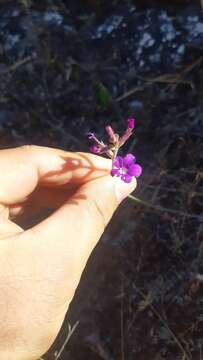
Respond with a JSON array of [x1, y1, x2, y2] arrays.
[[0, 145, 111, 205]]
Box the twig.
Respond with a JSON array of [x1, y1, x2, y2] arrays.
[[120, 274, 125, 360], [169, 55, 203, 92], [0, 56, 32, 76], [54, 321, 79, 360], [116, 56, 203, 102], [137, 289, 191, 360], [128, 195, 203, 221], [143, 183, 203, 198], [116, 74, 190, 102]]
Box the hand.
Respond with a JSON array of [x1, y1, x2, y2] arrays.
[[0, 145, 136, 359]]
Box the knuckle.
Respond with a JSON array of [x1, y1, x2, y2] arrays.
[[91, 197, 107, 231], [20, 145, 37, 153]]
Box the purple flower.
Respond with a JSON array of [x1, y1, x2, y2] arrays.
[[111, 153, 142, 183]]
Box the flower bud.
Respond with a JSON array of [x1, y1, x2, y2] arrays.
[[90, 145, 100, 154], [105, 125, 118, 144], [127, 118, 135, 129]]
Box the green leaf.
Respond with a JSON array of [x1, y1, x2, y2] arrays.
[[95, 82, 110, 109]]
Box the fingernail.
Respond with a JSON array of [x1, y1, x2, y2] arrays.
[[114, 177, 137, 204]]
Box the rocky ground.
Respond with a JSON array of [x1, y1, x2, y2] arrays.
[[0, 1, 203, 359]]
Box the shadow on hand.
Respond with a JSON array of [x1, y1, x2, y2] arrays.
[[12, 153, 110, 229], [41, 152, 110, 185]]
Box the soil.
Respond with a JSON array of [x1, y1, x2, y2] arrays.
[[0, 1, 203, 359]]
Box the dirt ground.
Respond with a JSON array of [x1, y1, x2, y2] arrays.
[[0, 1, 203, 359]]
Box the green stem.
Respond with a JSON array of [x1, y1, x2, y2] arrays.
[[128, 195, 202, 220]]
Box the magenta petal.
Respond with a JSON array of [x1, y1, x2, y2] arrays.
[[113, 156, 123, 168], [111, 169, 121, 177], [121, 173, 132, 183], [128, 164, 142, 177], [123, 153, 136, 167]]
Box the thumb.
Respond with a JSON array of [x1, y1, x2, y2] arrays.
[[76, 174, 137, 233], [27, 174, 136, 284]]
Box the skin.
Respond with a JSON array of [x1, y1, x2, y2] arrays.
[[0, 145, 136, 359]]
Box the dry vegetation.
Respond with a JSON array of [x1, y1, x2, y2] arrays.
[[0, 1, 203, 359]]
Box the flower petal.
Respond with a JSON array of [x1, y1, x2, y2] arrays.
[[123, 153, 136, 167], [113, 156, 123, 168], [111, 169, 121, 177], [121, 173, 132, 183], [128, 164, 142, 177]]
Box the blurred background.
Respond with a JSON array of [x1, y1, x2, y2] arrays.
[[0, 0, 203, 359]]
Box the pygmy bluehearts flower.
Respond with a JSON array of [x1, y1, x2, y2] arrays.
[[111, 153, 142, 183]]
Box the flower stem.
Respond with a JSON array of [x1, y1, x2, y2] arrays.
[[128, 195, 202, 220]]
